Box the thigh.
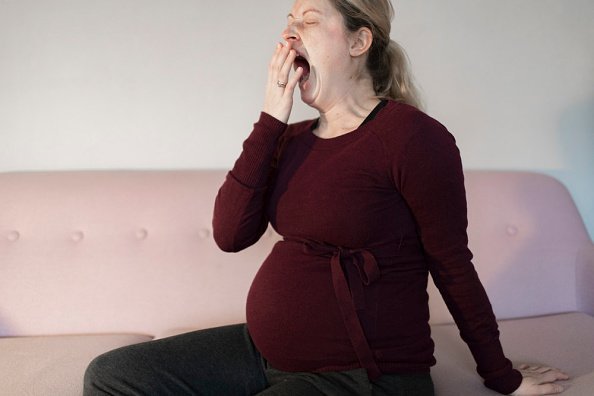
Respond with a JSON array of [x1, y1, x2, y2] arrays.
[[372, 373, 435, 396], [259, 367, 371, 396], [84, 324, 267, 396], [256, 378, 326, 396]]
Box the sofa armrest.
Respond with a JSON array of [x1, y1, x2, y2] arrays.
[[576, 242, 594, 316]]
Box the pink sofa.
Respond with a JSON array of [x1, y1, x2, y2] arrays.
[[0, 170, 592, 395]]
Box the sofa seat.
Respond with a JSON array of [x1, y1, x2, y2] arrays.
[[432, 312, 594, 395], [0, 334, 152, 395], [5, 313, 591, 396]]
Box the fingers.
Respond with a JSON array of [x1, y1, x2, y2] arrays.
[[519, 364, 569, 379], [262, 41, 301, 123], [537, 382, 565, 394], [279, 49, 298, 86], [519, 364, 546, 372], [539, 369, 570, 384], [286, 66, 304, 91], [512, 377, 566, 396], [270, 41, 290, 69], [268, 43, 284, 79], [513, 364, 570, 396], [269, 42, 296, 86], [521, 365, 552, 375]]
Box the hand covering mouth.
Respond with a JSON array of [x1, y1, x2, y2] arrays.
[[293, 55, 311, 82]]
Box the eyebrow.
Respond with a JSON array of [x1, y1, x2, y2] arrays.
[[287, 9, 322, 19]]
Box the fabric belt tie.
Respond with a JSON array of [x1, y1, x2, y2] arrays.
[[285, 237, 383, 380]]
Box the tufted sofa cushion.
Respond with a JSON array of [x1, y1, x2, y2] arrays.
[[0, 171, 279, 337]]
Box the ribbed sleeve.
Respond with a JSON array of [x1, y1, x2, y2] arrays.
[[212, 112, 287, 252], [230, 112, 288, 188], [392, 113, 522, 394]]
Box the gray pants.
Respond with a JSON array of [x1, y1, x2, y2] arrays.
[[84, 324, 434, 396]]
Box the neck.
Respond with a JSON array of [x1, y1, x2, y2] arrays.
[[314, 83, 380, 139]]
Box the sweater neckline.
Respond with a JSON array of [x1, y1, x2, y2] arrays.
[[302, 100, 396, 150]]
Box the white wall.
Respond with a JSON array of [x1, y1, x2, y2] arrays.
[[0, 0, 592, 237]]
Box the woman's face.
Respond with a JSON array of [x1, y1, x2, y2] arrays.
[[284, 0, 354, 109]]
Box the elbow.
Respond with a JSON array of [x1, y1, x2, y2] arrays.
[[213, 227, 263, 253], [212, 206, 240, 252], [212, 221, 257, 253], [212, 206, 265, 252], [212, 228, 241, 253]]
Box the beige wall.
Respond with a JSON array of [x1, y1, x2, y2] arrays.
[[0, 0, 592, 237]]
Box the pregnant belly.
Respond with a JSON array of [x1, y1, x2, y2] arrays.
[[245, 241, 355, 370]]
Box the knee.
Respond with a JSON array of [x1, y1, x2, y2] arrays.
[[83, 350, 122, 395]]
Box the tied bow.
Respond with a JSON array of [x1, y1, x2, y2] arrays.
[[285, 237, 383, 380], [300, 240, 381, 311]]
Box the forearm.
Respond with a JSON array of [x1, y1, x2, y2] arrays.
[[430, 259, 522, 394], [212, 112, 286, 252]]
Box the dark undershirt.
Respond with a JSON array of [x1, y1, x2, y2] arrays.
[[311, 99, 388, 131]]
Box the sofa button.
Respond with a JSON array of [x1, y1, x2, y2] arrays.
[[198, 229, 210, 239], [7, 230, 20, 242], [506, 225, 519, 236], [135, 228, 148, 240], [71, 231, 85, 243]]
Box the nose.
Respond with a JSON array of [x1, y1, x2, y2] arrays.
[[282, 21, 300, 44]]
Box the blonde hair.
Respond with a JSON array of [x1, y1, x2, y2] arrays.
[[331, 0, 422, 109]]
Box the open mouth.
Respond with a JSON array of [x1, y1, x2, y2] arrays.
[[293, 55, 311, 83]]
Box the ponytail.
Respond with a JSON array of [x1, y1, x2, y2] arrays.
[[332, 0, 423, 109], [373, 40, 422, 109]]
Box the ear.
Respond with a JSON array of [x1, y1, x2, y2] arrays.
[[349, 27, 373, 57]]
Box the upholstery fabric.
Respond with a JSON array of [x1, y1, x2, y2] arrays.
[[431, 313, 594, 395], [0, 334, 151, 395], [0, 171, 278, 337]]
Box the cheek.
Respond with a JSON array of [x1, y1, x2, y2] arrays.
[[303, 26, 350, 71], [316, 43, 348, 71]]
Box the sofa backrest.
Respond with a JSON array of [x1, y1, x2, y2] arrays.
[[0, 170, 590, 336], [0, 171, 273, 337]]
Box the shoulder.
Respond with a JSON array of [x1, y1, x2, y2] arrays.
[[373, 101, 453, 147], [372, 102, 462, 176]]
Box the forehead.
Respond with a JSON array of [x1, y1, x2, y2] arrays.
[[288, 0, 334, 18]]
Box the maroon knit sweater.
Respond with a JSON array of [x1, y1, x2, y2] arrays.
[[213, 101, 522, 394]]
